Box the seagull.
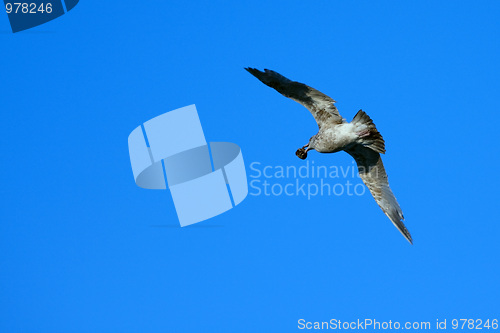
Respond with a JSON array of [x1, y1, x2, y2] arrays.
[[245, 68, 412, 244]]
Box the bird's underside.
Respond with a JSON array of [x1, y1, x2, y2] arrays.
[[245, 67, 412, 244]]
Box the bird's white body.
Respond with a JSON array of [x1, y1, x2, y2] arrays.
[[311, 122, 366, 153]]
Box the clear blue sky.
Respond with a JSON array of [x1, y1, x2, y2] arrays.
[[1, 1, 499, 332]]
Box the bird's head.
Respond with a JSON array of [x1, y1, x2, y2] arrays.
[[296, 148, 308, 160]]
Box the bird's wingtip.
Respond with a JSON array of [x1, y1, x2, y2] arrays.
[[404, 230, 413, 245], [244, 67, 261, 75]]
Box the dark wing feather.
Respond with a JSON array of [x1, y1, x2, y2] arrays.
[[345, 145, 412, 244], [245, 68, 344, 127]]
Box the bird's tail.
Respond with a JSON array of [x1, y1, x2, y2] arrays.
[[352, 110, 386, 154]]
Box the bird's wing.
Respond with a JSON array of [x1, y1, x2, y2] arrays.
[[345, 144, 412, 244], [245, 68, 344, 127]]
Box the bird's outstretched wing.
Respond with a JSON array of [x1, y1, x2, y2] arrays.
[[245, 68, 344, 127], [345, 144, 412, 244]]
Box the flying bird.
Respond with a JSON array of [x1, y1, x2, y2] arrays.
[[245, 67, 412, 244]]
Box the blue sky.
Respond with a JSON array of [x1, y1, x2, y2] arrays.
[[1, 1, 499, 332]]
